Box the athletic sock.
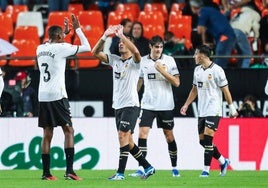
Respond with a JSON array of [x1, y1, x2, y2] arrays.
[[117, 144, 129, 174], [218, 155, 225, 165], [138, 138, 147, 166], [168, 140, 177, 167], [204, 135, 214, 166], [42, 154, 50, 176], [130, 144, 150, 169], [213, 144, 221, 159], [65, 147, 74, 174]]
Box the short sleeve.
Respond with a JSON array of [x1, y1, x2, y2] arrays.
[[216, 67, 228, 87], [170, 57, 179, 76]]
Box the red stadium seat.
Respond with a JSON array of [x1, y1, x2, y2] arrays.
[[45, 11, 73, 43], [144, 3, 168, 23], [262, 8, 268, 17], [13, 26, 40, 44], [143, 24, 165, 39], [107, 11, 134, 27], [0, 13, 13, 39], [116, 3, 140, 19], [78, 10, 104, 33], [70, 37, 100, 69], [68, 3, 84, 15], [138, 11, 165, 29], [9, 39, 38, 67], [171, 2, 185, 12]]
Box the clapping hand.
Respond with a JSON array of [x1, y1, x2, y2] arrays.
[[115, 24, 124, 38], [71, 14, 80, 30], [63, 17, 70, 34], [104, 25, 117, 37]]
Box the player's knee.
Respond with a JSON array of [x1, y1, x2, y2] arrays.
[[139, 127, 149, 138]]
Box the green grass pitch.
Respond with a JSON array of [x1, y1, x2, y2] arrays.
[[0, 170, 267, 188]]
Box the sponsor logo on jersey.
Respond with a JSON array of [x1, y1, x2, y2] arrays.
[[198, 82, 203, 88], [115, 72, 121, 79], [148, 73, 156, 79]]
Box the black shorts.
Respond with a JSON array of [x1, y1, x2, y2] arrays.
[[198, 116, 220, 134], [38, 98, 72, 128], [114, 106, 140, 133], [139, 109, 174, 130]]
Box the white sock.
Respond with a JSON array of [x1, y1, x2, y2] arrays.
[[218, 155, 225, 165], [138, 166, 144, 172], [204, 165, 210, 173]]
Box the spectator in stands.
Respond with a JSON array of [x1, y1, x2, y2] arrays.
[[237, 95, 264, 117], [131, 21, 150, 56], [260, 9, 268, 53], [263, 0, 268, 8], [190, 0, 236, 68], [163, 30, 186, 56], [109, 18, 132, 56], [14, 71, 37, 117], [47, 0, 70, 12], [2, 71, 23, 117], [232, 28, 252, 68], [163, 31, 194, 68]]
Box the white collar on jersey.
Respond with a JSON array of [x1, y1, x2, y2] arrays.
[[148, 54, 163, 62]]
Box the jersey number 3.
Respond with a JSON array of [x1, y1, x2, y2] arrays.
[[41, 63, 51, 82]]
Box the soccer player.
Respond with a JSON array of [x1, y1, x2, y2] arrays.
[[129, 35, 181, 177], [180, 45, 238, 177], [0, 67, 4, 114], [36, 15, 90, 180], [92, 25, 155, 181]]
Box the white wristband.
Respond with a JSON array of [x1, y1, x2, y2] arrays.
[[229, 104, 237, 116], [101, 35, 107, 41]]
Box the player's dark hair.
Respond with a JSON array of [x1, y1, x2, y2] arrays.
[[120, 18, 132, 26], [149, 35, 164, 46], [48, 26, 62, 40], [164, 31, 175, 41], [198, 45, 212, 58]]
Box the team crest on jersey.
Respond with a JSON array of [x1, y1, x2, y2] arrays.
[[208, 74, 212, 80], [162, 64, 167, 71]]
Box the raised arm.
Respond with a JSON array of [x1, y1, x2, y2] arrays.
[[69, 15, 91, 53], [115, 25, 141, 63], [92, 26, 116, 63]]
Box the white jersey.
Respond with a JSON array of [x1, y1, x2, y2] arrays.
[[107, 54, 140, 110], [37, 28, 90, 102], [140, 54, 179, 110], [193, 63, 228, 117]]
